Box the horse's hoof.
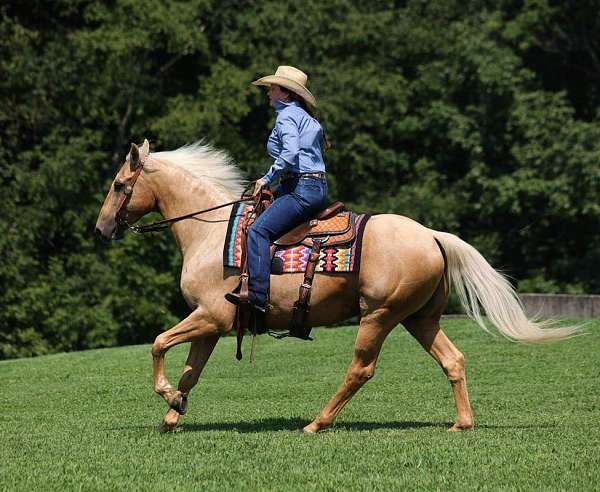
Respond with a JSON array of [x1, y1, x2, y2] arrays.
[[448, 422, 474, 432], [169, 392, 188, 415], [156, 420, 178, 433], [303, 421, 325, 434]]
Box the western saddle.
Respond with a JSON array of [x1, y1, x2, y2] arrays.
[[232, 192, 357, 360]]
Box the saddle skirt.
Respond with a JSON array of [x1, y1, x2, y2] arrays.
[[223, 202, 370, 274]]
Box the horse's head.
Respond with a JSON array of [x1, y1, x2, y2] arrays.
[[95, 139, 156, 241]]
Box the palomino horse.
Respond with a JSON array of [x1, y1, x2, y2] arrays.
[[95, 140, 579, 433]]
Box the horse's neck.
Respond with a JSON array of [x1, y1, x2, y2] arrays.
[[147, 160, 234, 259]]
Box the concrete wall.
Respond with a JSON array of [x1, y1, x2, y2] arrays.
[[520, 294, 600, 318]]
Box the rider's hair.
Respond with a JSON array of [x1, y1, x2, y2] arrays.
[[284, 89, 332, 151]]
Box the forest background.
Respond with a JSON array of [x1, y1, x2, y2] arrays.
[[1, 0, 599, 359]]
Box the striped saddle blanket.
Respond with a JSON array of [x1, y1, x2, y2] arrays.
[[223, 202, 370, 274]]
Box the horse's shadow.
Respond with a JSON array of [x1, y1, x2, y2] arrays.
[[109, 418, 555, 433], [180, 418, 451, 433]]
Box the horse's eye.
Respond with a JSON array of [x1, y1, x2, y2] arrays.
[[114, 181, 125, 192]]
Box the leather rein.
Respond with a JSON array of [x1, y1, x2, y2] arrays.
[[115, 157, 255, 235]]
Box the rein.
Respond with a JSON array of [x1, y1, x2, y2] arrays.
[[117, 164, 255, 234], [127, 197, 253, 234]]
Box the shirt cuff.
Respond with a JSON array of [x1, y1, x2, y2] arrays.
[[261, 173, 273, 186], [261, 159, 287, 185]]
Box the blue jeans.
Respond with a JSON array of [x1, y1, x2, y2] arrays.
[[247, 176, 328, 307]]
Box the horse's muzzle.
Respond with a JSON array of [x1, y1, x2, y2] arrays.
[[94, 226, 112, 242]]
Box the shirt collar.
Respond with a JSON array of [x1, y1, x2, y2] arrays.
[[274, 99, 301, 113]]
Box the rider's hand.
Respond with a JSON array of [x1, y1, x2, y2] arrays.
[[253, 178, 267, 197]]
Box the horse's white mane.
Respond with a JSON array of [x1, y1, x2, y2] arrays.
[[151, 141, 247, 197]]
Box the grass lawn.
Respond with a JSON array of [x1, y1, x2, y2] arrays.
[[1, 319, 599, 491]]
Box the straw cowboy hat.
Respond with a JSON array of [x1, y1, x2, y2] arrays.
[[252, 65, 317, 108]]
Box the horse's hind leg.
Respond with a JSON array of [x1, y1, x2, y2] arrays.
[[158, 334, 220, 433], [403, 277, 474, 431], [303, 308, 396, 434], [405, 320, 474, 431]]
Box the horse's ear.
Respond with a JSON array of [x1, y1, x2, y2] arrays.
[[140, 138, 150, 157], [129, 143, 140, 171]]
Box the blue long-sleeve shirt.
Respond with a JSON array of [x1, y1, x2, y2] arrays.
[[261, 100, 326, 185]]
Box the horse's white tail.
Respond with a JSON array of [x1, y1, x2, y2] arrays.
[[432, 230, 582, 343]]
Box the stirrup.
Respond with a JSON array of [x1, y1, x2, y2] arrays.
[[225, 292, 268, 314], [268, 330, 289, 340], [225, 291, 243, 305], [289, 330, 313, 341], [267, 330, 313, 341]]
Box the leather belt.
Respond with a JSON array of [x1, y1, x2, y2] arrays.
[[281, 172, 326, 181]]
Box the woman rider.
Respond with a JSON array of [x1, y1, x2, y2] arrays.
[[226, 65, 328, 313]]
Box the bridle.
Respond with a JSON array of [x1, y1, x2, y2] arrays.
[[114, 153, 259, 235], [115, 155, 146, 233]]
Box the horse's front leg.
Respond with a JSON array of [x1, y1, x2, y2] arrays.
[[158, 334, 220, 433], [151, 309, 221, 408]]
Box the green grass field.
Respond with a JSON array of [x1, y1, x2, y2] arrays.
[[2, 319, 599, 491]]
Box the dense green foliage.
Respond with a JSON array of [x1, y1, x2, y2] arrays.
[[1, 1, 599, 358], [1, 321, 599, 490]]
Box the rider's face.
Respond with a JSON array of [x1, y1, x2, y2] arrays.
[[268, 84, 290, 106]]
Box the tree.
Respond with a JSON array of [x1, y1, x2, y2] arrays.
[[1, 0, 598, 358]]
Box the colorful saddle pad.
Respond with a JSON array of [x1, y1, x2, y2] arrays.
[[223, 202, 370, 274]]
